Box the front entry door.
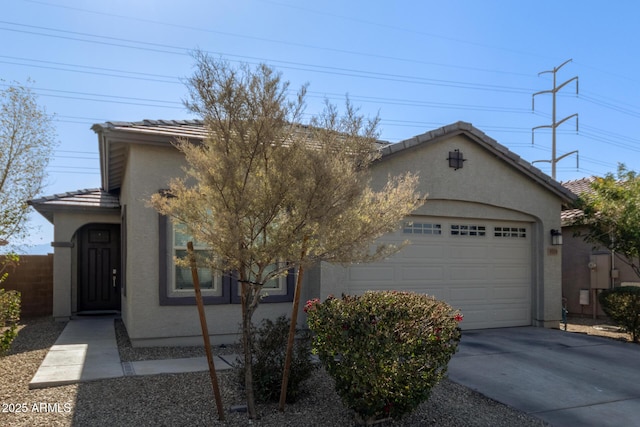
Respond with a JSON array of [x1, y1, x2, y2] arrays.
[[78, 224, 121, 312]]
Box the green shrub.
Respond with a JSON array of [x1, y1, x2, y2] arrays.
[[0, 289, 21, 355], [306, 291, 462, 424], [237, 315, 316, 403], [599, 286, 640, 342]]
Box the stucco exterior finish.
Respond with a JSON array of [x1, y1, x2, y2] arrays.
[[31, 120, 573, 344], [562, 226, 640, 316], [119, 144, 300, 346], [320, 132, 565, 328]]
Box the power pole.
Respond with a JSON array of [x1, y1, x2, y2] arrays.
[[532, 59, 579, 179]]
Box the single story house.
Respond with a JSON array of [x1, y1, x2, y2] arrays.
[[561, 178, 640, 317], [29, 120, 575, 346]]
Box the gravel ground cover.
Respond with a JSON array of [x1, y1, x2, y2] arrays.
[[5, 315, 625, 427]]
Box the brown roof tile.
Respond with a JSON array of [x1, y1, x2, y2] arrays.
[[28, 189, 120, 223], [93, 119, 208, 140], [91, 119, 576, 202], [560, 177, 597, 226], [561, 177, 596, 196]]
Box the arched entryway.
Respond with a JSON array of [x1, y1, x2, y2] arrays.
[[77, 223, 121, 312]]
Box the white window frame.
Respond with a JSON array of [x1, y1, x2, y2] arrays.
[[170, 223, 222, 297]]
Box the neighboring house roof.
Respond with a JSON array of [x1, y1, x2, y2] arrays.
[[380, 121, 577, 203], [560, 208, 584, 226], [28, 188, 120, 223], [562, 176, 596, 196], [560, 177, 596, 226]]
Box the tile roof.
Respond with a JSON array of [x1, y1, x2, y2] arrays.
[[92, 119, 392, 145], [560, 177, 597, 226], [92, 119, 391, 191], [28, 189, 120, 223], [560, 208, 584, 225], [90, 119, 575, 202], [381, 121, 576, 203], [92, 119, 207, 140], [561, 177, 596, 196]]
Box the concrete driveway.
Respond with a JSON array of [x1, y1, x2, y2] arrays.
[[448, 327, 640, 426]]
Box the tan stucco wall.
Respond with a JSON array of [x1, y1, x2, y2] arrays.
[[51, 211, 120, 320], [51, 129, 565, 337], [319, 134, 565, 328], [562, 226, 639, 317], [120, 143, 299, 346]]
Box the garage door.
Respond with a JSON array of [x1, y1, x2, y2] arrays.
[[344, 217, 532, 329]]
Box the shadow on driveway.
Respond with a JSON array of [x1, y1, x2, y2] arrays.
[[448, 327, 640, 426]]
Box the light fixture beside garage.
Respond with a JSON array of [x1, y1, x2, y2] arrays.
[[447, 149, 466, 170], [550, 229, 563, 245]]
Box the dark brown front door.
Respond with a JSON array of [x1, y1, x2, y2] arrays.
[[78, 224, 121, 312]]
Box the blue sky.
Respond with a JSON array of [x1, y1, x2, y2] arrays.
[[3, 0, 640, 252]]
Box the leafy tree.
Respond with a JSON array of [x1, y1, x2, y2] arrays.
[[150, 52, 423, 419], [1, 81, 56, 335], [574, 164, 640, 278], [0, 81, 57, 249]]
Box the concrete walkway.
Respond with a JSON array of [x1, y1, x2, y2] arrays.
[[448, 327, 640, 426], [29, 317, 239, 389]]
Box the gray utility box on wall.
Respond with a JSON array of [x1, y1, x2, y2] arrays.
[[589, 253, 611, 289], [579, 289, 590, 305]]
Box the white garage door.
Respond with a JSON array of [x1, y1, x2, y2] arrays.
[[345, 217, 532, 329]]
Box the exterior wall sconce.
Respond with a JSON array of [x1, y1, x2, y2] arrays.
[[550, 229, 563, 246], [447, 149, 466, 170]]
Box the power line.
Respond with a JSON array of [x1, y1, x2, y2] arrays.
[[49, 170, 100, 175], [56, 149, 98, 154], [0, 22, 535, 95], [53, 156, 98, 161], [4, 11, 640, 180], [261, 0, 553, 61], [1, 79, 531, 118], [5, 23, 640, 121], [0, 56, 180, 84], [22, 0, 538, 79]]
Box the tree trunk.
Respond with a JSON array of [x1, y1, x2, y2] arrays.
[[279, 237, 308, 411], [278, 264, 305, 411], [240, 274, 258, 419]]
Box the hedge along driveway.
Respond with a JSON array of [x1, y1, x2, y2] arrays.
[[448, 326, 640, 426]]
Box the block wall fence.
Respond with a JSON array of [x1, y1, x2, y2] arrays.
[[1, 254, 53, 317]]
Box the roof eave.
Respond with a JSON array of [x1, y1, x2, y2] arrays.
[[27, 203, 120, 224], [92, 121, 205, 192], [27, 189, 121, 224]]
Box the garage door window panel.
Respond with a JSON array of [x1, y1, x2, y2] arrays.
[[403, 222, 442, 235], [494, 227, 527, 238], [451, 224, 486, 236]]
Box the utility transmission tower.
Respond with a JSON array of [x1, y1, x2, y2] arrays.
[[532, 58, 579, 179]]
